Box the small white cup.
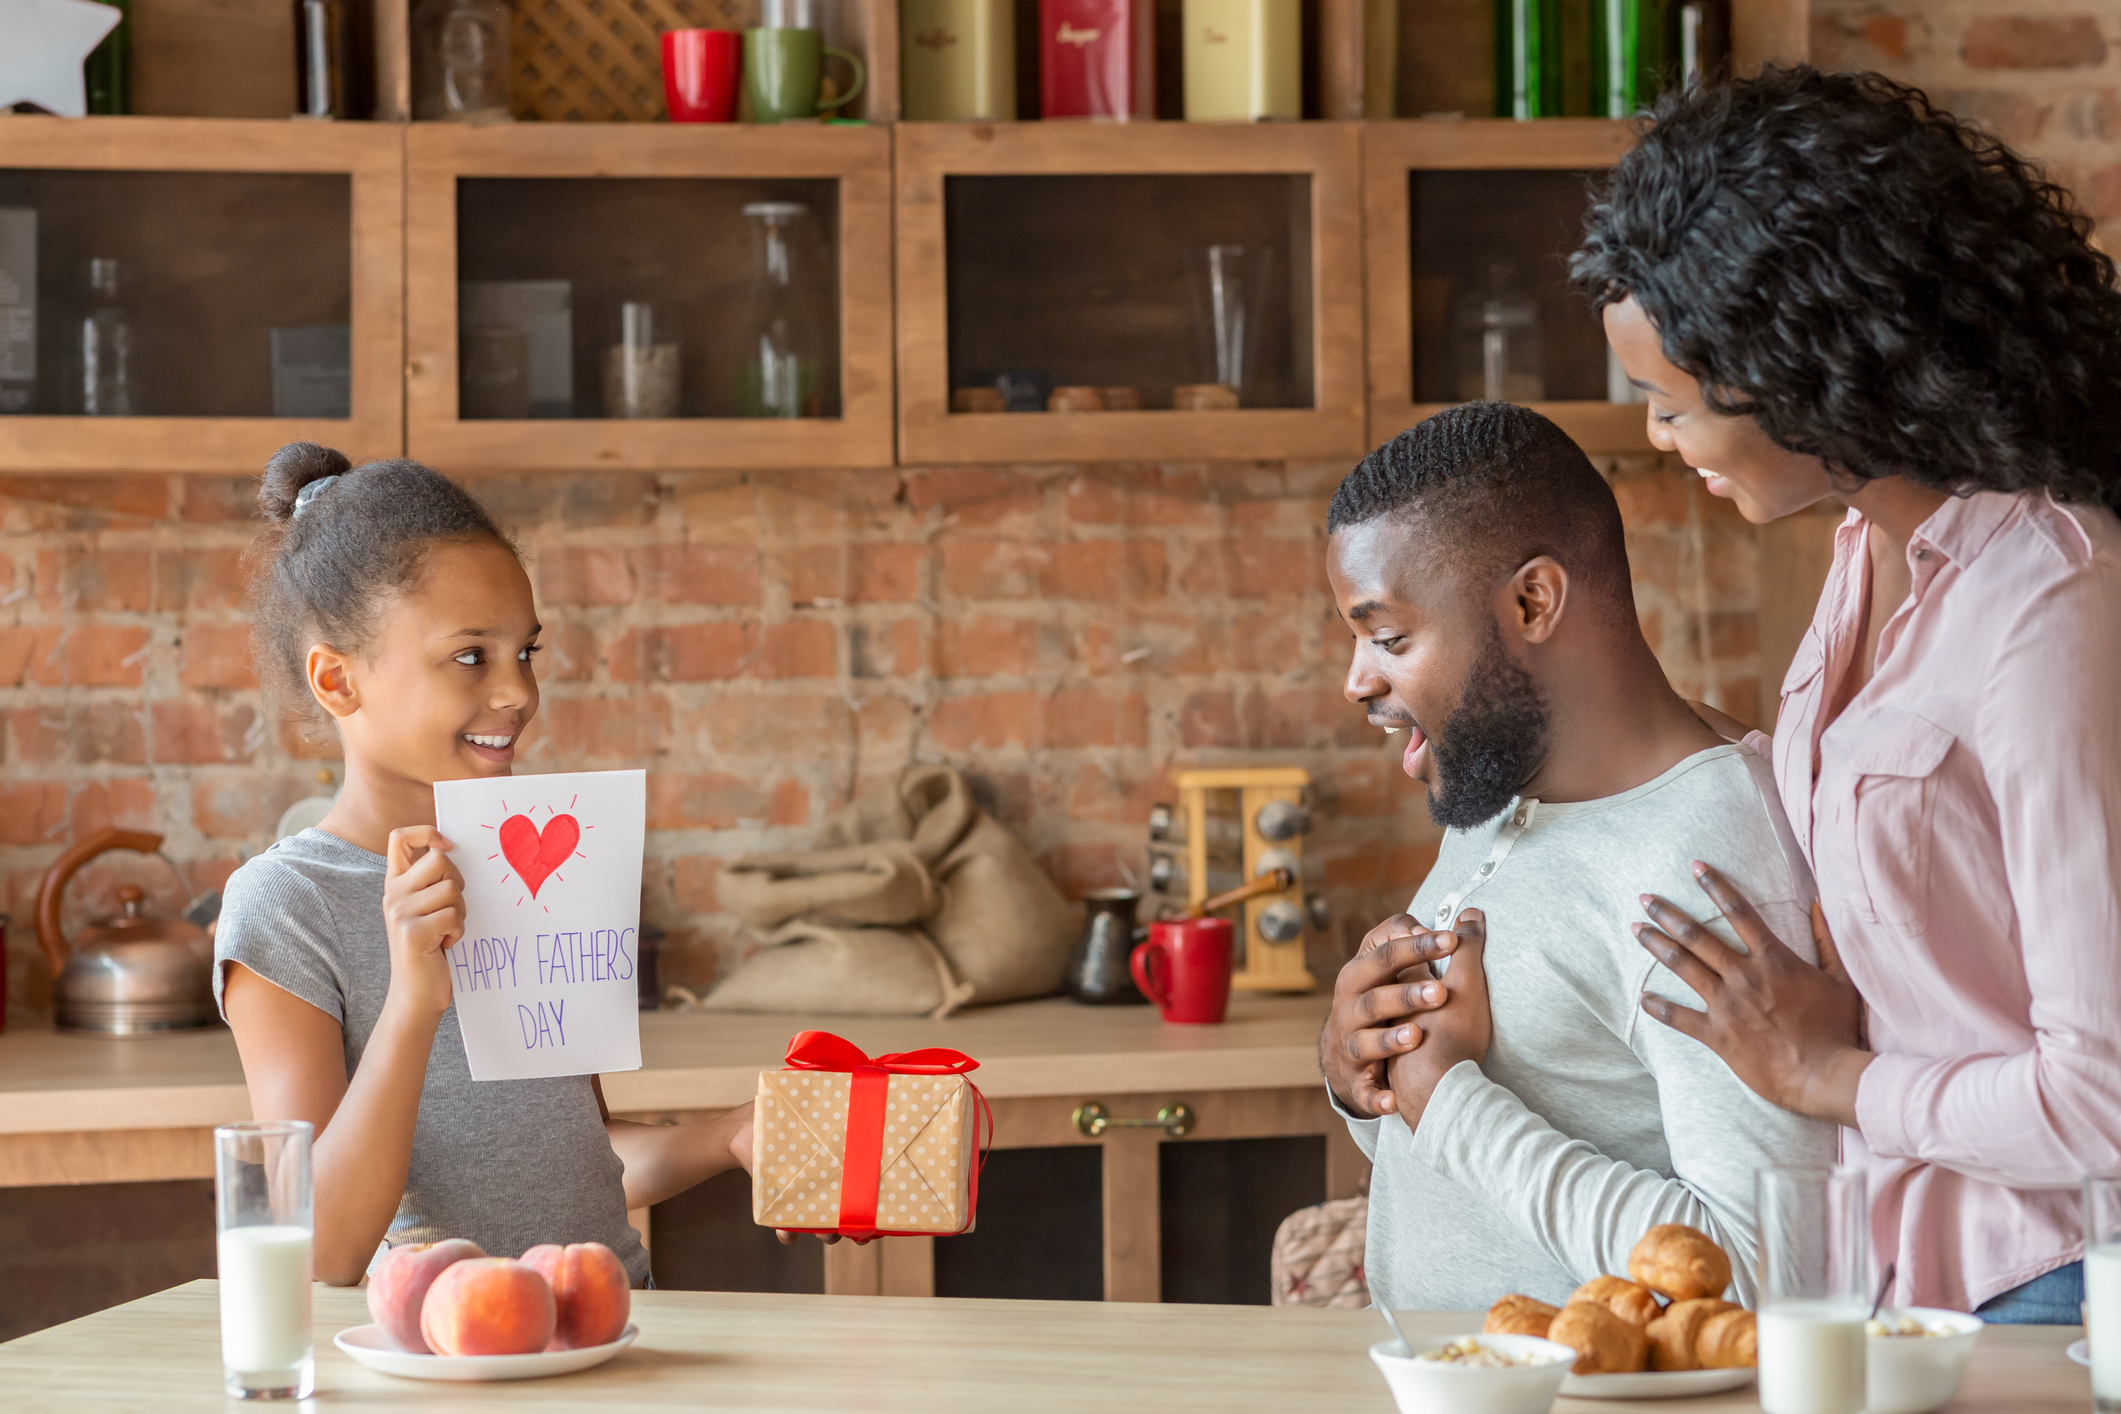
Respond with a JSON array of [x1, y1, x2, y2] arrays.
[[1368, 1333, 1576, 1414], [1865, 1307, 1983, 1414]]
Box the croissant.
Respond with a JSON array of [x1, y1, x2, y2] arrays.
[[1484, 1294, 1561, 1338], [1547, 1300, 1650, 1375], [1696, 1308, 1757, 1369], [1645, 1297, 1739, 1371], [1569, 1274, 1663, 1328], [1628, 1224, 1732, 1302]]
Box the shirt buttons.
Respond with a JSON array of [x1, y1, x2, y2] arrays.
[[1479, 862, 1495, 876], [1512, 808, 1528, 827], [1914, 547, 1931, 561]]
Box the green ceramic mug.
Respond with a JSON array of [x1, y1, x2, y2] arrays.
[[743, 27, 866, 122]]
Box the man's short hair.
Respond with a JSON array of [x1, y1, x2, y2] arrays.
[[1327, 401, 1634, 617]]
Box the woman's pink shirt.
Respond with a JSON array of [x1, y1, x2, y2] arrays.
[[1771, 489, 2121, 1310]]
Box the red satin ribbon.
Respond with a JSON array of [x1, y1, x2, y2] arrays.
[[782, 1031, 991, 1239]]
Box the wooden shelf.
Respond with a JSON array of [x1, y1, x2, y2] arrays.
[[895, 121, 1367, 466], [403, 122, 895, 471], [1363, 116, 1650, 455], [0, 116, 405, 473]]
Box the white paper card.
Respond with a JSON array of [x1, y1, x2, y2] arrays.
[[433, 769, 645, 1081]]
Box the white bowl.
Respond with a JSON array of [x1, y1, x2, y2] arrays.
[[1865, 1307, 1982, 1414], [1368, 1333, 1576, 1414]]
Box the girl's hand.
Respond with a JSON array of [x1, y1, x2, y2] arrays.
[[383, 827, 465, 1018], [1633, 864, 1871, 1126]]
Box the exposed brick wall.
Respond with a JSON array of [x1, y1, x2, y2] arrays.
[[1813, 0, 2121, 246], [0, 453, 1757, 1018]]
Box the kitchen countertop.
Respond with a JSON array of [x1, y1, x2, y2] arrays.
[[0, 993, 1333, 1134], [0, 1282, 2090, 1412]]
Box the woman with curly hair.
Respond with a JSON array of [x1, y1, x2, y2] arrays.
[[1575, 64, 2121, 1321]]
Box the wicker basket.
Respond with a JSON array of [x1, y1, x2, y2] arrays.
[[513, 0, 758, 122]]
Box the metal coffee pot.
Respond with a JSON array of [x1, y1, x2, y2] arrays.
[[1064, 889, 1149, 1005], [37, 828, 220, 1035]]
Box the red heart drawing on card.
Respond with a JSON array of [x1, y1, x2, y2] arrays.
[[498, 813, 579, 899]]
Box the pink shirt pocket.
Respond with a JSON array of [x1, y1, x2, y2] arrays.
[[1840, 709, 1955, 934]]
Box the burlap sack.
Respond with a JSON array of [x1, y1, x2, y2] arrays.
[[719, 842, 939, 928], [703, 765, 1072, 1018], [927, 812, 1075, 1002], [701, 921, 974, 1017]]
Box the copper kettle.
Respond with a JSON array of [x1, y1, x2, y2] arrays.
[[37, 828, 218, 1035]]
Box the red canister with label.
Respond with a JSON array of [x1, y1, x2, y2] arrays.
[[1040, 0, 1155, 118]]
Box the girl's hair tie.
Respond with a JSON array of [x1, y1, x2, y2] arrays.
[[292, 474, 342, 516]]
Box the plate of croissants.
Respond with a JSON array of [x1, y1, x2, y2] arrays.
[[1484, 1223, 1758, 1399]]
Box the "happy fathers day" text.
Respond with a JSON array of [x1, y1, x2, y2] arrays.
[[447, 929, 638, 1050]]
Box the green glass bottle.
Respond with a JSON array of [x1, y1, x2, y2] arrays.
[[84, 0, 131, 115], [1591, 0, 1662, 117], [1494, 0, 1564, 120]]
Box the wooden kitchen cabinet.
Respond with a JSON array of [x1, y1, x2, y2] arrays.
[[0, 997, 1361, 1306], [895, 121, 1367, 466], [0, 116, 405, 472], [1363, 117, 1652, 455], [404, 122, 895, 472]]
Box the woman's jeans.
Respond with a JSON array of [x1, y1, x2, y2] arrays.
[[1974, 1261, 2084, 1325]]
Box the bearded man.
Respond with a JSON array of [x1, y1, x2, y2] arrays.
[[1316, 401, 1835, 1312]]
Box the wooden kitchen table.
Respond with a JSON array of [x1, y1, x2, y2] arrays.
[[0, 995, 1357, 1302], [0, 1284, 2093, 1413]]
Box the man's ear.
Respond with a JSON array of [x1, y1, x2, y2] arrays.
[[1506, 556, 1571, 645], [306, 643, 360, 721]]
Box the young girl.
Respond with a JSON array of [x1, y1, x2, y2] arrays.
[[216, 443, 755, 1287]]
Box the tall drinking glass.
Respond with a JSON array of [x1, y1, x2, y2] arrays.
[[2088, 1176, 2121, 1413], [1756, 1164, 1868, 1414], [215, 1121, 315, 1400]]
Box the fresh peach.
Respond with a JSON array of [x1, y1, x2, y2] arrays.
[[418, 1257, 556, 1357], [365, 1239, 485, 1353], [519, 1242, 630, 1349]]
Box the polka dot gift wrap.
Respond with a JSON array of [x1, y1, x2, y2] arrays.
[[752, 1031, 990, 1238]]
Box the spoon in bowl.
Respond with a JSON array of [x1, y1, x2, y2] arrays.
[[1376, 1302, 1414, 1355]]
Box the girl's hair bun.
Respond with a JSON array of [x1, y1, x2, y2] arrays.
[[258, 442, 353, 523]]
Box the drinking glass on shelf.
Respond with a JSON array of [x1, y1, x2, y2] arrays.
[[738, 202, 829, 419], [1188, 243, 1275, 409], [603, 301, 681, 418], [1453, 261, 1543, 404], [1756, 1164, 1868, 1414], [215, 1121, 315, 1401], [2088, 1176, 2121, 1414]]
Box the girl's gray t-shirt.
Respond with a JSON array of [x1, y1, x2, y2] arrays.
[[213, 828, 649, 1286]]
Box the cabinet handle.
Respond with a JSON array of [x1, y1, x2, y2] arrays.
[[1072, 1101, 1194, 1139]]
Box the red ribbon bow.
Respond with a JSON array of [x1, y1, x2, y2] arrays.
[[780, 1031, 991, 1239]]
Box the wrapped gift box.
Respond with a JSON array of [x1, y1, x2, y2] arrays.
[[753, 1031, 988, 1238]]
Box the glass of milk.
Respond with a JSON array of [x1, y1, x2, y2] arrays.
[[213, 1121, 315, 1400], [1756, 1164, 1869, 1414], [2087, 1175, 2121, 1414]]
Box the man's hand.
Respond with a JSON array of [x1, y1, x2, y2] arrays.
[[1385, 909, 1492, 1132], [1319, 912, 1460, 1118]]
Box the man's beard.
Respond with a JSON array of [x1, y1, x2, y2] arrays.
[[1425, 626, 1549, 829]]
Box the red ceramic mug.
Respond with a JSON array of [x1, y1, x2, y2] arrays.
[[662, 28, 743, 122], [1130, 917, 1234, 1025]]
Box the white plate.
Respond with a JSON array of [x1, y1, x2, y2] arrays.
[[2068, 1339, 2090, 1369], [1561, 1367, 1756, 1399], [333, 1323, 638, 1382]]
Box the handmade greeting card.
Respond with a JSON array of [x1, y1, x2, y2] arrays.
[[433, 769, 646, 1082]]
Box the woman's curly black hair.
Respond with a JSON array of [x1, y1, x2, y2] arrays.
[[1571, 64, 2121, 511]]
